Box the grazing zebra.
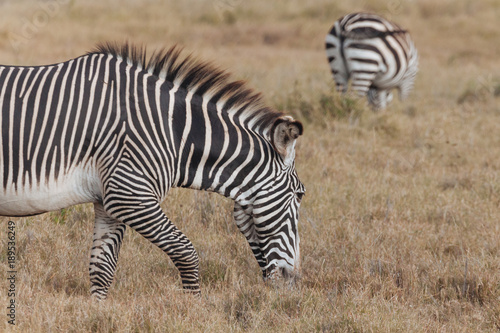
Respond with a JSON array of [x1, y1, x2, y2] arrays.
[[325, 12, 418, 110], [0, 43, 305, 299]]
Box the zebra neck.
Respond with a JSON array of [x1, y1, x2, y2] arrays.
[[167, 86, 272, 203]]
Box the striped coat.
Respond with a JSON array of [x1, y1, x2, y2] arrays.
[[325, 12, 418, 109], [0, 43, 305, 298]]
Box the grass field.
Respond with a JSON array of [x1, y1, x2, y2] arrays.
[[1, 0, 499, 331]]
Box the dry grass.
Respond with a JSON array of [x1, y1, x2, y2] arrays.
[[1, 0, 500, 331]]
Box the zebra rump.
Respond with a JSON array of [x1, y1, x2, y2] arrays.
[[325, 12, 418, 110]]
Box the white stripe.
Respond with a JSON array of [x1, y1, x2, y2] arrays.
[[82, 55, 109, 165], [19, 67, 44, 189], [213, 112, 241, 193], [27, 66, 52, 181], [0, 67, 11, 189], [167, 83, 179, 159], [35, 64, 63, 185], [208, 100, 229, 179], [182, 144, 195, 187], [58, 58, 81, 171], [65, 56, 88, 171], [70, 54, 104, 172], [174, 90, 193, 185], [42, 61, 74, 184], [18, 67, 33, 97], [88, 54, 97, 81], [95, 55, 115, 144], [191, 95, 212, 187], [6, 68, 23, 193]]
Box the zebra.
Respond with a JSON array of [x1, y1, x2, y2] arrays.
[[0, 42, 305, 299], [325, 12, 418, 110]]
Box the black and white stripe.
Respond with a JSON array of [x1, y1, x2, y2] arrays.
[[0, 43, 305, 299], [325, 12, 418, 109]]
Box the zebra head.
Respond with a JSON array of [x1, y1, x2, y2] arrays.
[[233, 116, 304, 284]]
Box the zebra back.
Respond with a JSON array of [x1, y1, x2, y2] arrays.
[[325, 12, 418, 109]]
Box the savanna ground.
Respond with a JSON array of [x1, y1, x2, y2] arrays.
[[0, 0, 499, 331]]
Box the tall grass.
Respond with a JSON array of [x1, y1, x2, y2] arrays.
[[1, 0, 499, 331]]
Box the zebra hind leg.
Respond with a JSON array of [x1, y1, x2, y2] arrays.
[[89, 203, 127, 301], [103, 199, 201, 295]]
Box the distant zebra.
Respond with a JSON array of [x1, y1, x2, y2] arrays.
[[325, 12, 418, 110], [0, 43, 305, 299]]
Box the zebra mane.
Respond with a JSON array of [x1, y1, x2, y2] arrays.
[[88, 42, 284, 132]]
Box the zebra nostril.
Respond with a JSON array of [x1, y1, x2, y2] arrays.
[[280, 267, 290, 279]]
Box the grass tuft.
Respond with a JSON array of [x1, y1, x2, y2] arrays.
[[0, 0, 499, 331]]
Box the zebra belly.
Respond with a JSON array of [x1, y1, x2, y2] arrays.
[[0, 167, 101, 217]]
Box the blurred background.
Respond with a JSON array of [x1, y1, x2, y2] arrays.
[[0, 0, 499, 332]]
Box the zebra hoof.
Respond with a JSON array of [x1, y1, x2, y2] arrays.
[[183, 286, 201, 297], [90, 292, 108, 302]]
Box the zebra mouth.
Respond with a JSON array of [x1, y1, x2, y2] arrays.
[[263, 265, 301, 286]]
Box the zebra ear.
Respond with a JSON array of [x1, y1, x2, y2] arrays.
[[271, 116, 303, 165]]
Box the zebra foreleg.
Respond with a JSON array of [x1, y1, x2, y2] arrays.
[[89, 203, 127, 300], [103, 199, 201, 295], [150, 216, 201, 294]]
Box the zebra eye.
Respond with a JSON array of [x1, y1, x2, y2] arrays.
[[296, 192, 305, 203]]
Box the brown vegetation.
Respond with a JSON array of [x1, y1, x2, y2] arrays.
[[1, 0, 499, 331]]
